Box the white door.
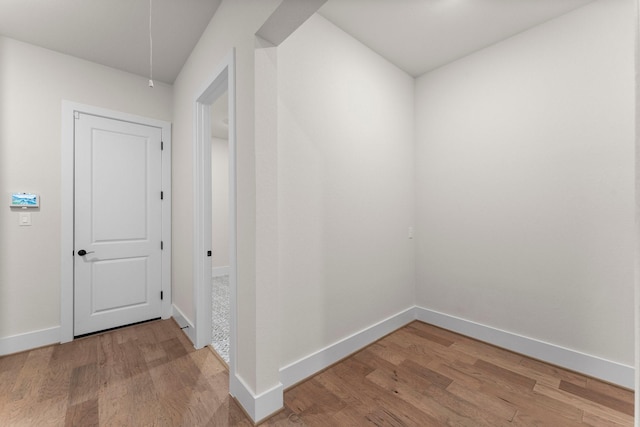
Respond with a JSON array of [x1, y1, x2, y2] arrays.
[[74, 113, 163, 336]]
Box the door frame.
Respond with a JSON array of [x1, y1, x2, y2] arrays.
[[60, 101, 172, 342], [192, 49, 238, 388]]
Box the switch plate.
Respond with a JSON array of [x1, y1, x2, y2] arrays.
[[408, 226, 414, 239], [19, 212, 32, 226]]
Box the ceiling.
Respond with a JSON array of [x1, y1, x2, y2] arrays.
[[0, 0, 596, 84], [319, 0, 596, 77], [0, 0, 221, 84]]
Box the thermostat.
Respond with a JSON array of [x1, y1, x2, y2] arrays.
[[10, 193, 39, 208]]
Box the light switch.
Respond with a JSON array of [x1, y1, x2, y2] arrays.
[[19, 212, 31, 226]]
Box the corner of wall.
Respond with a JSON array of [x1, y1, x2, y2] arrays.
[[279, 307, 416, 389], [172, 304, 196, 346], [231, 374, 284, 423], [415, 306, 635, 389]]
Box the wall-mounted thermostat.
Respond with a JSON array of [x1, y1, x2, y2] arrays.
[[10, 193, 39, 208]]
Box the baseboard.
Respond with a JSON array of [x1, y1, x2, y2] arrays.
[[172, 304, 196, 346], [212, 266, 230, 277], [278, 305, 633, 392], [231, 374, 283, 423], [0, 326, 61, 356], [279, 306, 416, 389], [415, 306, 634, 389]]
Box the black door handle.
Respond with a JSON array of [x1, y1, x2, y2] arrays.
[[77, 249, 95, 256]]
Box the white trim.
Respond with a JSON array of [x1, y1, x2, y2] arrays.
[[279, 307, 416, 389], [212, 266, 230, 277], [60, 103, 75, 343], [192, 49, 238, 392], [0, 327, 61, 356], [193, 50, 235, 349], [193, 88, 213, 351], [172, 304, 196, 345], [232, 375, 284, 424], [634, 0, 640, 418], [61, 101, 172, 342], [160, 125, 173, 320], [278, 305, 634, 392], [415, 306, 634, 389]]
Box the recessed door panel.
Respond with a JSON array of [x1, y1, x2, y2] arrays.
[[92, 130, 149, 242], [92, 257, 148, 313]]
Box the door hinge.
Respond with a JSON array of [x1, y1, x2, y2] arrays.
[[161, 141, 164, 150], [161, 241, 164, 250], [207, 250, 212, 257], [160, 191, 164, 200], [161, 291, 164, 300]]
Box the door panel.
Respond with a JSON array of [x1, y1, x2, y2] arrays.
[[92, 257, 148, 312], [74, 113, 162, 336], [92, 129, 149, 242]]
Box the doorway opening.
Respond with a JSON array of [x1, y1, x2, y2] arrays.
[[210, 91, 230, 363], [193, 50, 238, 388]]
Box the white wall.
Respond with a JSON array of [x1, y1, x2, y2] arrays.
[[415, 0, 634, 367], [211, 137, 230, 268], [171, 0, 282, 398], [1, 0, 634, 417], [0, 36, 172, 341], [277, 14, 416, 367]]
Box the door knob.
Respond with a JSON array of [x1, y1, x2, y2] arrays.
[[77, 249, 95, 256]]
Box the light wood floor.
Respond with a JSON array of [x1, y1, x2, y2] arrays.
[[0, 319, 633, 426]]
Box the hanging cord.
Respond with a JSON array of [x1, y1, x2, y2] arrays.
[[148, 0, 154, 88]]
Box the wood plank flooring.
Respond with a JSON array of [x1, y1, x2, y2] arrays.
[[269, 322, 634, 426], [0, 320, 251, 426], [0, 319, 633, 426]]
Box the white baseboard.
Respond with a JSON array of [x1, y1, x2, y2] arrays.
[[415, 306, 634, 390], [231, 374, 283, 423], [0, 326, 61, 356], [212, 266, 230, 277], [172, 304, 196, 346], [279, 307, 416, 389], [278, 305, 633, 392]]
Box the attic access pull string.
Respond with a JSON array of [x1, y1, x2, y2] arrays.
[[148, 0, 154, 88]]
